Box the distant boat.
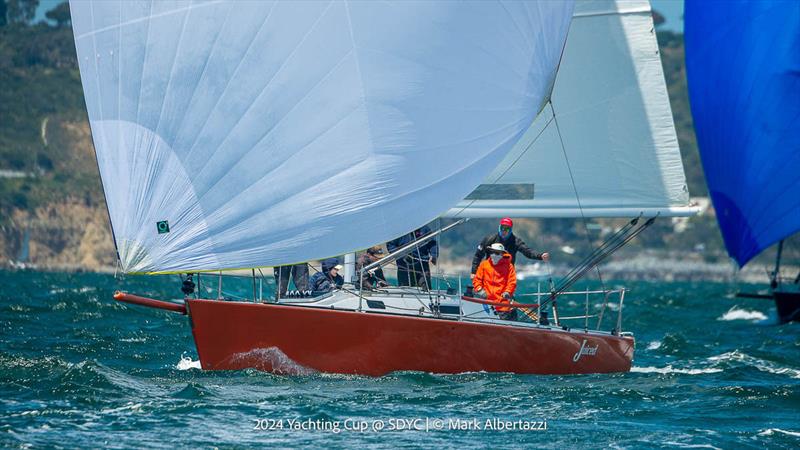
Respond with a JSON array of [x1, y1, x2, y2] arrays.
[[71, 0, 695, 375], [685, 0, 800, 323]]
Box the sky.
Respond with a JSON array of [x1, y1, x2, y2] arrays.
[[651, 0, 685, 32], [37, 0, 684, 32], [34, 0, 63, 23]]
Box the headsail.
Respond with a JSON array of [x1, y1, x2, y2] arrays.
[[447, 0, 694, 219], [685, 0, 800, 267], [70, 1, 574, 273]]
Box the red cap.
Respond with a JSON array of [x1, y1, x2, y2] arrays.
[[500, 217, 513, 227]]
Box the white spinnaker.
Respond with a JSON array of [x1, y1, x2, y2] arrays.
[[70, 1, 574, 273], [448, 0, 695, 219]]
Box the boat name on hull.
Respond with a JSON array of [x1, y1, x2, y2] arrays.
[[573, 339, 599, 362]]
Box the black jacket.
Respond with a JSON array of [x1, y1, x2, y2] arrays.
[[309, 271, 344, 296], [471, 232, 543, 274]]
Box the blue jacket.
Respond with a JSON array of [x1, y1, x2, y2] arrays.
[[387, 226, 438, 261], [310, 258, 344, 295]]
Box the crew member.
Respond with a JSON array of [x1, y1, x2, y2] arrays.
[[309, 258, 344, 296], [473, 243, 518, 321], [387, 226, 437, 288], [356, 246, 389, 289], [471, 217, 549, 278]]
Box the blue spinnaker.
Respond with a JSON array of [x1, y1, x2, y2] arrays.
[[685, 0, 800, 267]]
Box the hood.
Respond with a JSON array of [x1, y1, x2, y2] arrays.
[[321, 258, 340, 273]]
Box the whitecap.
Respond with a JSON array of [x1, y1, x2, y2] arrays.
[[713, 351, 800, 379], [631, 365, 722, 375], [647, 340, 662, 350], [662, 442, 721, 450], [176, 356, 202, 371], [758, 428, 800, 437], [718, 307, 767, 321], [101, 402, 143, 414]]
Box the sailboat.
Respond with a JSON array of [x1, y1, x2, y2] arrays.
[[71, 0, 695, 375], [685, 0, 800, 324]]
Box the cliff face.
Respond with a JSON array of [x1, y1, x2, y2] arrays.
[[3, 200, 116, 271], [1, 118, 117, 272]]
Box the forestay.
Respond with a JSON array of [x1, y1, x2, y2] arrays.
[[685, 0, 800, 267], [447, 0, 695, 219], [70, 0, 574, 273]]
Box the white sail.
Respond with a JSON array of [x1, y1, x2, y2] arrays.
[[70, 1, 574, 273], [447, 0, 696, 219]]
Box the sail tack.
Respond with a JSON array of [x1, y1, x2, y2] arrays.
[[70, 0, 574, 273], [448, 0, 694, 219], [685, 0, 800, 267]]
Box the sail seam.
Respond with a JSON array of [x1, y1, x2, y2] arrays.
[[178, 2, 279, 169], [343, 0, 390, 242], [190, 1, 337, 198], [74, 1, 223, 40]]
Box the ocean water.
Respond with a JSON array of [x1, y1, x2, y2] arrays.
[[1, 270, 798, 449]]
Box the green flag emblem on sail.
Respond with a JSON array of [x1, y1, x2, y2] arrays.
[[156, 221, 170, 234]]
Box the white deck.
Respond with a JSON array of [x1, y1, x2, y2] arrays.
[[275, 284, 625, 339]]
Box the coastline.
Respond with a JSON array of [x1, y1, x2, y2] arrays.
[[4, 254, 792, 285]]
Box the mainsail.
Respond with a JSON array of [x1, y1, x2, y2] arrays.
[[448, 0, 694, 219], [685, 0, 800, 267], [70, 1, 574, 273]]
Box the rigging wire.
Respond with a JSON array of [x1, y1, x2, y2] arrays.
[[551, 101, 608, 294], [539, 216, 657, 311]]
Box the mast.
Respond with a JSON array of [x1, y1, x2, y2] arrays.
[[344, 253, 356, 285], [772, 240, 784, 289]]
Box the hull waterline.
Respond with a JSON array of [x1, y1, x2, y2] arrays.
[[186, 299, 634, 376]]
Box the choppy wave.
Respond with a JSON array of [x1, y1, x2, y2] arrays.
[[661, 442, 722, 450], [718, 307, 768, 321], [632, 350, 800, 379], [758, 428, 800, 437], [647, 340, 662, 350], [708, 351, 800, 379], [631, 365, 723, 375], [3, 272, 800, 448]]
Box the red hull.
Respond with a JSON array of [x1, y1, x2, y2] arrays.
[[187, 299, 634, 376]]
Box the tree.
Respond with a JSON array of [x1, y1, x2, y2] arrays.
[[45, 2, 69, 28], [652, 9, 665, 27], [6, 0, 38, 25]]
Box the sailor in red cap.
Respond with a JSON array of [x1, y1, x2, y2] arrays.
[[470, 217, 549, 278]]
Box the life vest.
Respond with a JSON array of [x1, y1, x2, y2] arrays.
[[472, 252, 517, 312]]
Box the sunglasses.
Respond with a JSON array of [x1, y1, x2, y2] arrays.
[[499, 225, 512, 231]]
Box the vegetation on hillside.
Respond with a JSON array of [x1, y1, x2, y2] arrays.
[[0, 1, 104, 218]]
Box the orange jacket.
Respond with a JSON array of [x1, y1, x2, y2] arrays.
[[473, 252, 517, 312]]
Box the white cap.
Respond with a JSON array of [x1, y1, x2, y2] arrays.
[[332, 264, 343, 271], [488, 243, 505, 253]]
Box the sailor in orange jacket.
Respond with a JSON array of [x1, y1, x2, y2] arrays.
[[473, 243, 518, 321]]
